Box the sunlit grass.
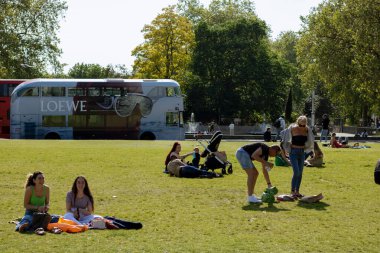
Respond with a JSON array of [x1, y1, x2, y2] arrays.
[[0, 140, 379, 252]]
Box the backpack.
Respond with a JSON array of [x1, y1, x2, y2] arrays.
[[29, 212, 52, 231], [274, 119, 281, 128]]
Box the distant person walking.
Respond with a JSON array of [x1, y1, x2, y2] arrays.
[[320, 114, 330, 143], [274, 116, 285, 141]]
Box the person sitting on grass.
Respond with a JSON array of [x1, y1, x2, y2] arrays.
[[330, 133, 349, 148], [16, 171, 50, 232], [263, 128, 273, 142], [167, 159, 222, 178], [164, 142, 194, 173], [305, 142, 324, 167], [63, 176, 102, 225]]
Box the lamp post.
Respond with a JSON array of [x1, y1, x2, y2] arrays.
[[311, 89, 315, 127]]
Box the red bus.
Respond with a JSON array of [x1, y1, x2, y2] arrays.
[[0, 80, 25, 138]]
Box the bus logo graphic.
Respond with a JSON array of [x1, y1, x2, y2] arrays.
[[41, 100, 87, 112]]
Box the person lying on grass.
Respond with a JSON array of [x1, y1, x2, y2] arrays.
[[64, 176, 102, 225], [167, 159, 222, 178], [16, 171, 50, 232]]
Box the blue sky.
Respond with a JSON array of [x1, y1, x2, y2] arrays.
[[58, 0, 323, 71]]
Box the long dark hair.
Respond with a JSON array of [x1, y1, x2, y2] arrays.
[[165, 142, 180, 166], [25, 171, 43, 188], [72, 176, 94, 211]]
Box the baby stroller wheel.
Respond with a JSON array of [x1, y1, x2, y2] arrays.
[[222, 168, 227, 175], [227, 164, 233, 174]]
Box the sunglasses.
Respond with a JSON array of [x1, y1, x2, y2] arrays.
[[299, 124, 306, 127], [115, 94, 153, 117]]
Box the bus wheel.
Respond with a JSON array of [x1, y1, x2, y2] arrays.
[[45, 132, 61, 139], [140, 132, 156, 140]]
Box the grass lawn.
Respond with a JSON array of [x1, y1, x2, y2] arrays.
[[0, 140, 379, 252]]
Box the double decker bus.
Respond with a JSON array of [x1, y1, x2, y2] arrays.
[[10, 79, 184, 140], [0, 79, 26, 138]]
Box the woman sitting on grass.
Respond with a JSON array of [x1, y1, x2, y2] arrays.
[[16, 171, 50, 232], [330, 133, 349, 148], [64, 176, 102, 225], [164, 142, 194, 173]]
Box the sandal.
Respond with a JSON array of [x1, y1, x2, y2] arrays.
[[51, 227, 62, 234], [35, 228, 45, 236], [18, 222, 29, 232]]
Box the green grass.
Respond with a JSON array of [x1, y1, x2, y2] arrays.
[[0, 140, 379, 252]]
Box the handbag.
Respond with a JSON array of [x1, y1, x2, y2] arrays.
[[30, 212, 52, 231], [90, 218, 106, 229]]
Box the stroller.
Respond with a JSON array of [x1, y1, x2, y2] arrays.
[[196, 131, 233, 175]]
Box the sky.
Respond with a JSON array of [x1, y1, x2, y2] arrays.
[[58, 0, 323, 72]]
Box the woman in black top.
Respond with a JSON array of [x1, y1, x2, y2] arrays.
[[235, 143, 281, 203], [289, 116, 309, 198]]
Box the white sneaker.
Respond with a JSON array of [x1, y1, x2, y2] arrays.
[[247, 195, 262, 203]]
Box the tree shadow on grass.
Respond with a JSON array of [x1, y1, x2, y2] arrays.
[[242, 203, 290, 212], [296, 201, 330, 211]]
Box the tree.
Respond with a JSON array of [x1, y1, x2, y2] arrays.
[[272, 31, 305, 122], [131, 5, 194, 85], [0, 0, 67, 78], [68, 63, 130, 79], [188, 18, 289, 123], [297, 0, 380, 125]]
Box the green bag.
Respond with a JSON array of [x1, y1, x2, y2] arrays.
[[275, 155, 287, 166]]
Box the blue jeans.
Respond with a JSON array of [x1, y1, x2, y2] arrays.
[[320, 129, 329, 142], [289, 148, 305, 192], [15, 210, 34, 231]]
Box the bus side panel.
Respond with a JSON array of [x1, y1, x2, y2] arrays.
[[140, 96, 184, 140], [73, 82, 144, 140]]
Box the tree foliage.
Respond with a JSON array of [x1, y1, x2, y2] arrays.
[[68, 63, 130, 79], [131, 5, 194, 85], [0, 0, 67, 78], [188, 17, 289, 123], [297, 0, 380, 125]]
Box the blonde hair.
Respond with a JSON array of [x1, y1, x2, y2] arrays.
[[167, 159, 186, 174], [296, 115, 308, 126]]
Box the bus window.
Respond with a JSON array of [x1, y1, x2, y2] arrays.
[[42, 115, 66, 127], [0, 84, 13, 96], [42, 87, 65, 97], [146, 87, 167, 100], [17, 87, 39, 97], [68, 88, 85, 96], [166, 112, 179, 126], [104, 87, 121, 96], [88, 88, 101, 96], [179, 111, 184, 127], [88, 115, 105, 127], [68, 115, 86, 127], [106, 115, 126, 127], [167, 87, 175, 97]]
